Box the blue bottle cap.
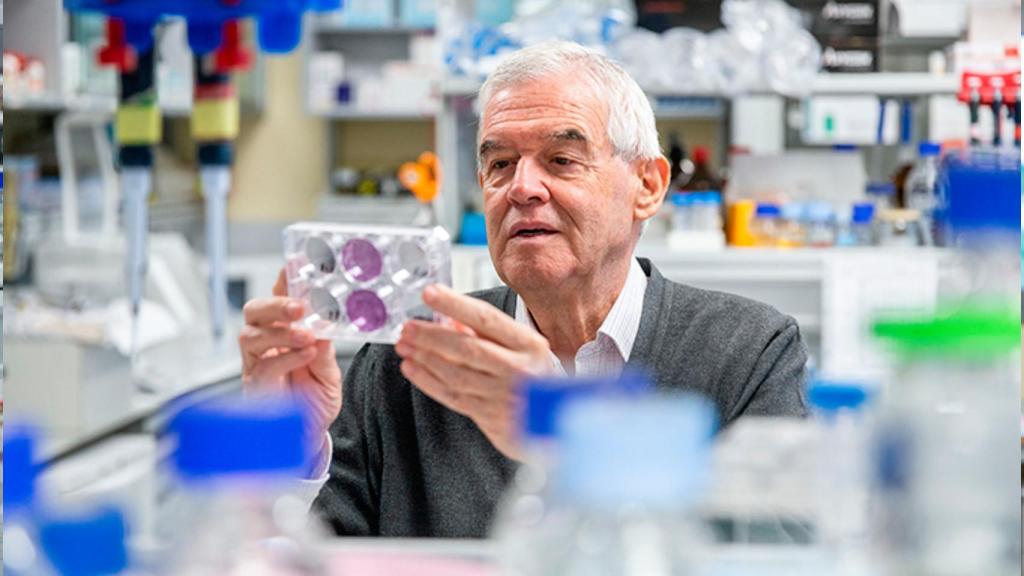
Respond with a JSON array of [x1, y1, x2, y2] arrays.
[[3, 425, 39, 511], [852, 202, 875, 224], [755, 203, 781, 218], [671, 192, 692, 206], [39, 507, 129, 576], [918, 141, 941, 157], [805, 202, 834, 222], [167, 394, 309, 479], [807, 381, 870, 413], [780, 202, 804, 221], [557, 394, 717, 508], [520, 371, 651, 441]]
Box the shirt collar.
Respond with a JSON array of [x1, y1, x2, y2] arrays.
[[514, 257, 648, 363]]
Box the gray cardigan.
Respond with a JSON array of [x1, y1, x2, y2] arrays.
[[312, 258, 808, 538]]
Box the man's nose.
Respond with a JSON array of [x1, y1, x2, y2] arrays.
[[508, 157, 550, 206]]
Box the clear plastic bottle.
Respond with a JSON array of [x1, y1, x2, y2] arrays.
[[807, 381, 874, 568], [163, 395, 329, 576], [850, 202, 876, 246], [525, 394, 717, 576], [777, 203, 805, 248], [492, 375, 635, 576], [750, 203, 781, 246], [871, 310, 1020, 576], [804, 202, 836, 247], [670, 192, 694, 232], [3, 427, 53, 576], [904, 141, 941, 244]]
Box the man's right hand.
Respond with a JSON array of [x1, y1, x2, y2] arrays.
[[240, 269, 342, 464]]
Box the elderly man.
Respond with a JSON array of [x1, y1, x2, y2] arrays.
[[239, 41, 808, 538]]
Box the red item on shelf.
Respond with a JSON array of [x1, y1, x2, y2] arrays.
[[97, 18, 137, 72], [958, 71, 1021, 105], [214, 19, 252, 72]]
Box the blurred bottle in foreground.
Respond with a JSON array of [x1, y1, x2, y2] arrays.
[[519, 393, 717, 576], [807, 381, 874, 572], [163, 395, 329, 576], [937, 147, 1020, 305], [871, 309, 1020, 576], [3, 427, 52, 576], [493, 373, 649, 576], [3, 427, 134, 576]]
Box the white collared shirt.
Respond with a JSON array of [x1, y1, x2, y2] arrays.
[[514, 257, 647, 377]]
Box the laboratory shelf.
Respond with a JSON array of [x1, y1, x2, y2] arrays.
[[315, 106, 437, 120], [5, 92, 193, 116], [440, 73, 961, 98], [809, 72, 959, 96], [313, 23, 435, 36]]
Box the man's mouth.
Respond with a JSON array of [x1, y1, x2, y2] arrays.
[[513, 228, 557, 238]]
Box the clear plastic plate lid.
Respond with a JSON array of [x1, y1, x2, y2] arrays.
[[283, 222, 452, 344]]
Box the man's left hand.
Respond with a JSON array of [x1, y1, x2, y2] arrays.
[[395, 284, 555, 460]]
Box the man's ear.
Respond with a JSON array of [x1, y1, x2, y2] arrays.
[[634, 155, 670, 221]]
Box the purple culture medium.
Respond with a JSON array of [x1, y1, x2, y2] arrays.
[[341, 238, 383, 282], [346, 290, 388, 332]]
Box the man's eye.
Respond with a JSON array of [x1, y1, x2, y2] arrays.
[[552, 157, 573, 166], [490, 159, 511, 171]]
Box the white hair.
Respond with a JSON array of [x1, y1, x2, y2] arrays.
[[477, 40, 662, 166]]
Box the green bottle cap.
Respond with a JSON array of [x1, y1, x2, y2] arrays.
[[872, 305, 1020, 360]]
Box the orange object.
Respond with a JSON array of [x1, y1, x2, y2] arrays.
[[399, 151, 440, 203], [727, 200, 757, 247]]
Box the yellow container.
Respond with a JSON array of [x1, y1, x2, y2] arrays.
[[727, 200, 757, 247]]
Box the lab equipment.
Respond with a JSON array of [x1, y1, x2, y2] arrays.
[[804, 202, 836, 247], [668, 193, 726, 251], [904, 142, 941, 245], [492, 373, 650, 576], [726, 199, 757, 247], [523, 394, 717, 576], [807, 382, 873, 555], [938, 146, 1020, 304], [872, 309, 1020, 576], [38, 508, 131, 576], [777, 202, 805, 248], [192, 24, 247, 343], [283, 223, 452, 344], [875, 208, 929, 247], [836, 202, 876, 246], [679, 147, 721, 192], [750, 203, 781, 246], [65, 0, 342, 356], [164, 394, 330, 575], [3, 427, 50, 576]]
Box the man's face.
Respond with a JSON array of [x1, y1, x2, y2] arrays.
[[478, 75, 644, 294]]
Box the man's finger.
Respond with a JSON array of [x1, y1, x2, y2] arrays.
[[243, 296, 305, 326], [239, 325, 316, 364], [400, 359, 471, 415], [399, 321, 527, 378], [421, 284, 541, 350], [404, 346, 505, 402], [272, 268, 287, 297], [247, 346, 317, 384]]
